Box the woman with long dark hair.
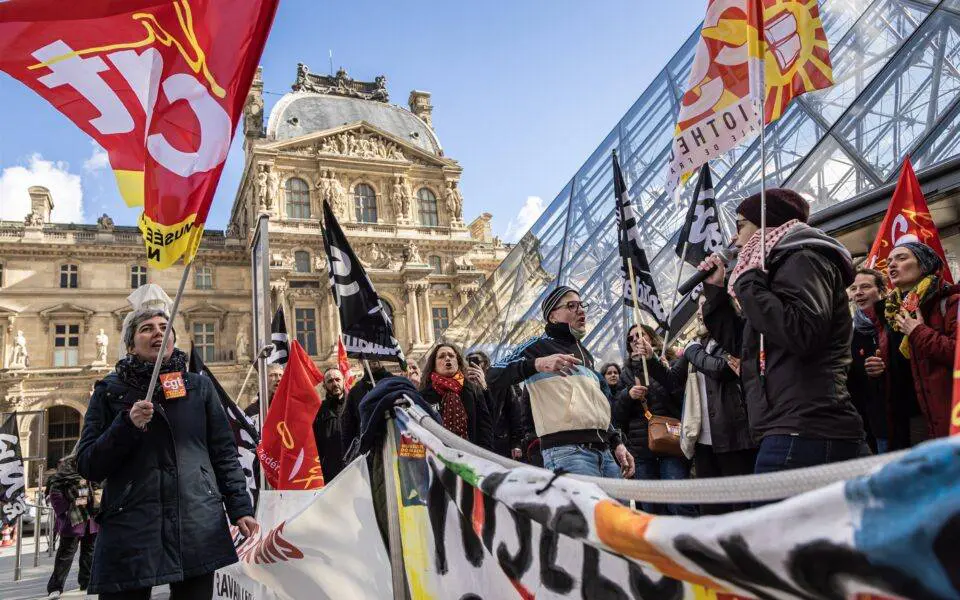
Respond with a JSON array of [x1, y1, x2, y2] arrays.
[[420, 343, 494, 450]]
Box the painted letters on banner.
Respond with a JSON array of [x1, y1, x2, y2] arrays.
[[0, 0, 279, 268], [393, 406, 960, 599], [0, 413, 27, 526], [664, 0, 833, 196]]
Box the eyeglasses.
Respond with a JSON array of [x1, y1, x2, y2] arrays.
[[554, 301, 590, 313]]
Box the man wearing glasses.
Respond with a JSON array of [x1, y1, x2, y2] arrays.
[[487, 285, 635, 479]]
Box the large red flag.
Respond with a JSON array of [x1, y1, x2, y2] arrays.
[[0, 0, 278, 268], [867, 157, 953, 284], [257, 341, 325, 490]]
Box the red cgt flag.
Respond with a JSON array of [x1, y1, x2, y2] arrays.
[[867, 157, 953, 284], [0, 0, 278, 269], [257, 340, 325, 490], [336, 335, 356, 396]]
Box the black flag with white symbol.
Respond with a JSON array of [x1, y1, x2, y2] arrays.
[[676, 164, 724, 267], [267, 307, 288, 366], [189, 346, 259, 508], [322, 200, 407, 369], [613, 151, 669, 330], [0, 413, 27, 526]]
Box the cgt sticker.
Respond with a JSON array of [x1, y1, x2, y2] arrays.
[[160, 372, 186, 399]]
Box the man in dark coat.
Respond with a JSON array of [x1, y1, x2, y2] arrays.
[[76, 308, 255, 598], [697, 189, 864, 475], [466, 350, 523, 460], [847, 268, 889, 453], [313, 367, 347, 481]]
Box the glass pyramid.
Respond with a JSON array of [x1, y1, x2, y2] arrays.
[[445, 0, 960, 366]]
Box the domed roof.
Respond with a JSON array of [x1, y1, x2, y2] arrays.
[[266, 92, 442, 155]]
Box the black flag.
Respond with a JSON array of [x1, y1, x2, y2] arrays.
[[675, 164, 724, 266], [0, 413, 27, 526], [322, 200, 407, 368], [267, 307, 288, 365], [189, 346, 259, 507], [613, 151, 669, 330]]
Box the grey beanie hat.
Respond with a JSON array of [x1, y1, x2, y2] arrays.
[[541, 285, 577, 321], [896, 240, 943, 277]]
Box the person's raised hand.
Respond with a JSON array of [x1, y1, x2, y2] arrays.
[[129, 399, 154, 430], [534, 354, 582, 376], [896, 309, 924, 336], [628, 385, 647, 401], [466, 365, 488, 390]]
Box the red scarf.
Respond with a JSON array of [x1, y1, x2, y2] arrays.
[[430, 371, 468, 439]]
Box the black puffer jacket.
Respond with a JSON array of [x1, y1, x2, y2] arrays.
[[487, 382, 523, 458], [613, 357, 686, 457], [703, 224, 864, 441], [684, 340, 755, 453], [313, 392, 346, 482], [77, 370, 253, 594], [422, 381, 495, 451]]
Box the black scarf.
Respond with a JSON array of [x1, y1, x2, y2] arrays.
[[115, 348, 188, 401]]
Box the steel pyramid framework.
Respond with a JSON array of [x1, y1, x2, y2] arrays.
[[446, 0, 960, 365]]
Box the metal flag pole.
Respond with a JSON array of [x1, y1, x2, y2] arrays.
[[662, 241, 690, 360], [625, 258, 650, 386], [382, 418, 407, 599], [142, 262, 193, 409], [758, 85, 768, 378]]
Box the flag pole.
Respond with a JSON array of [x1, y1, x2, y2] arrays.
[[142, 261, 192, 410], [625, 258, 650, 386], [662, 241, 690, 359], [758, 85, 768, 378]]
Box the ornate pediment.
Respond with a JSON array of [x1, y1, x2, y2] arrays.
[[181, 302, 230, 332], [38, 303, 95, 333], [263, 122, 450, 168]]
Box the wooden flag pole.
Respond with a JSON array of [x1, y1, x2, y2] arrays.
[[625, 257, 650, 386], [142, 261, 192, 409]]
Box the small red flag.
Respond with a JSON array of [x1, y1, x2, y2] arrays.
[[867, 157, 952, 284], [337, 336, 355, 396], [257, 341, 325, 490]]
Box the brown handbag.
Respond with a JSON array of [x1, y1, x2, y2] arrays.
[[641, 400, 684, 457]]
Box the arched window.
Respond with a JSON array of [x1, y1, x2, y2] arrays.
[[354, 184, 378, 223], [285, 177, 311, 219], [418, 188, 439, 226], [294, 251, 311, 273], [428, 255, 443, 274]]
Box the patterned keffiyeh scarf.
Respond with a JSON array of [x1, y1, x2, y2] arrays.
[[727, 219, 803, 297], [885, 274, 936, 358], [430, 371, 468, 439]]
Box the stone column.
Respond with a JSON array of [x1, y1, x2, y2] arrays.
[[406, 283, 421, 346], [420, 283, 434, 344]]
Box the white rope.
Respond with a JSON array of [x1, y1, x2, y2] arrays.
[[401, 404, 903, 504]]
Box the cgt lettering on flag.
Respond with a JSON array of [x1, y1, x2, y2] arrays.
[[0, 0, 279, 269]]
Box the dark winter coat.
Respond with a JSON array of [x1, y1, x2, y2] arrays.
[[848, 311, 888, 445], [422, 381, 495, 451], [76, 372, 253, 594], [340, 368, 389, 461], [683, 341, 756, 453], [313, 392, 346, 482], [613, 357, 686, 457], [876, 283, 959, 443], [703, 224, 864, 442], [486, 382, 523, 458]]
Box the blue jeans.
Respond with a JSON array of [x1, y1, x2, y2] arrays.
[[875, 438, 889, 454], [541, 444, 622, 479], [754, 435, 862, 475], [633, 453, 698, 517]]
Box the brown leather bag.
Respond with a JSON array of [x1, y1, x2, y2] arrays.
[[642, 400, 684, 457]]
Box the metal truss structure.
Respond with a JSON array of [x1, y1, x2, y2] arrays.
[[445, 0, 960, 365]]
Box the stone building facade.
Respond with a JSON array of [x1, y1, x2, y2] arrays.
[[0, 66, 509, 475]]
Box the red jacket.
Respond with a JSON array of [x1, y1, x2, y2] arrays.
[[876, 283, 958, 444]]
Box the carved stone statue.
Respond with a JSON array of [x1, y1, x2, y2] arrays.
[[404, 241, 422, 264], [372, 75, 389, 102], [95, 329, 109, 364], [329, 173, 347, 219], [358, 244, 390, 269], [445, 181, 464, 223], [97, 213, 115, 231], [313, 254, 327, 272], [11, 330, 27, 368], [267, 168, 280, 210], [224, 222, 239, 239], [24, 212, 44, 227], [256, 166, 269, 210], [295, 63, 310, 90], [236, 328, 249, 361], [391, 175, 411, 222]]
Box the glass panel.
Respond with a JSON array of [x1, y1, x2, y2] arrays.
[[354, 184, 378, 223], [432, 307, 449, 336], [294, 251, 311, 273], [285, 177, 311, 219], [295, 308, 318, 355], [418, 188, 439, 226], [783, 135, 877, 211], [429, 256, 442, 274]]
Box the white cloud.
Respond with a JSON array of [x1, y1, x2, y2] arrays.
[[503, 195, 545, 242], [0, 154, 84, 223], [83, 141, 110, 173]]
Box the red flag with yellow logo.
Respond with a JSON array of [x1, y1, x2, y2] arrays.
[[257, 340, 325, 490], [867, 156, 952, 284], [0, 0, 278, 269], [666, 0, 833, 195]]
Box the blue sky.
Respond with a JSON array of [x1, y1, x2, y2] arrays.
[[0, 1, 704, 241]]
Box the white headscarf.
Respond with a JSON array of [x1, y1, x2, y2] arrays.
[[119, 284, 173, 359]]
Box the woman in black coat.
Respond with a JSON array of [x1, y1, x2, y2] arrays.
[[419, 344, 494, 451], [613, 325, 697, 516], [77, 308, 256, 600]]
